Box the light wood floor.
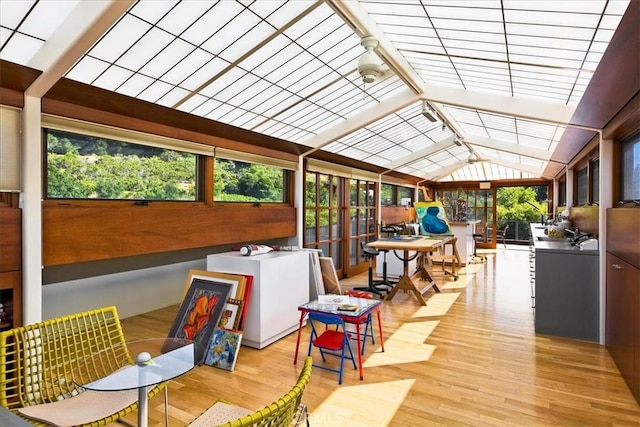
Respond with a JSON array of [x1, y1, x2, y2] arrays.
[[118, 247, 640, 426]]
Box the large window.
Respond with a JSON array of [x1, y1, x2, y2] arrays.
[[381, 183, 413, 206], [576, 166, 588, 205], [621, 133, 640, 201], [45, 129, 197, 200], [214, 158, 286, 203]]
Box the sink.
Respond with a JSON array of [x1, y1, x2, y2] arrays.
[[536, 236, 567, 242], [533, 226, 546, 230]]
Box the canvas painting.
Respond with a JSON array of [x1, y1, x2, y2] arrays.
[[168, 278, 232, 364], [414, 201, 453, 235], [204, 328, 243, 371], [219, 299, 243, 331], [183, 270, 247, 301]]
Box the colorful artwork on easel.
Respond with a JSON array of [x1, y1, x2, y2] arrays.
[[414, 201, 453, 235]]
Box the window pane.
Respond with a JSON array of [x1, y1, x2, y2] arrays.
[[591, 159, 599, 203], [319, 175, 329, 207], [46, 129, 196, 200], [576, 167, 588, 205], [214, 158, 284, 202], [305, 172, 315, 207], [381, 183, 393, 206]]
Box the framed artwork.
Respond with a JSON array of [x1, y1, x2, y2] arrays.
[[204, 329, 243, 371], [183, 270, 247, 301], [168, 278, 232, 364], [414, 201, 453, 235], [219, 298, 244, 331]]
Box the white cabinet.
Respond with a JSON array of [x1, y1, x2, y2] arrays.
[[375, 248, 417, 278], [449, 221, 478, 265], [207, 251, 309, 349]]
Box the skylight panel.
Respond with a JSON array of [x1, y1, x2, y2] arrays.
[[129, 0, 178, 24], [505, 10, 601, 27], [156, 86, 190, 107], [19, 0, 78, 40], [89, 15, 150, 63], [177, 93, 208, 114], [157, 0, 212, 36], [372, 15, 431, 29], [287, 4, 336, 40], [140, 38, 193, 78], [221, 22, 277, 64], [138, 80, 174, 103], [161, 49, 213, 86], [599, 13, 626, 30], [436, 28, 504, 44], [377, 145, 413, 160], [93, 65, 134, 91], [200, 66, 246, 98], [262, 0, 316, 28], [179, 57, 228, 91], [430, 18, 504, 33], [0, 0, 35, 29], [65, 56, 110, 84], [194, 98, 223, 118], [116, 28, 174, 72], [117, 73, 154, 97], [180, 2, 242, 46], [0, 33, 42, 65], [217, 73, 262, 104], [201, 9, 262, 57], [426, 5, 502, 21]]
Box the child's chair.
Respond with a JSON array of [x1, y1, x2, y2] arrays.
[[343, 289, 375, 354], [306, 312, 356, 384]]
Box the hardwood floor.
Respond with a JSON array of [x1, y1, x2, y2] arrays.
[[118, 247, 640, 426]]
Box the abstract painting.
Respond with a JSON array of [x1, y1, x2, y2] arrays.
[[204, 329, 243, 371], [168, 278, 232, 364]]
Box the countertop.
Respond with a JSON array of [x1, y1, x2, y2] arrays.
[[530, 223, 598, 254]]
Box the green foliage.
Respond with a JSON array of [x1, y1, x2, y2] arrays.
[[214, 159, 284, 202], [46, 130, 196, 200], [496, 187, 545, 221]]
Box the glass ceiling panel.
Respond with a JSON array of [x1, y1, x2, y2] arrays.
[[0, 0, 627, 183]]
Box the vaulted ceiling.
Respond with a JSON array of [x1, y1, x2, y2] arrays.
[[0, 0, 635, 182]]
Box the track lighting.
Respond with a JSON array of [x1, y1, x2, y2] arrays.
[[453, 135, 463, 146], [421, 100, 437, 122]]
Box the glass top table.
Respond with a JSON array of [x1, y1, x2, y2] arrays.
[[73, 338, 196, 427]]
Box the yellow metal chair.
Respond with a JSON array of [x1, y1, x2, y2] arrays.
[[188, 356, 312, 427], [0, 306, 167, 426]]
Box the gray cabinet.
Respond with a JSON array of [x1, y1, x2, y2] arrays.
[[534, 248, 599, 342]]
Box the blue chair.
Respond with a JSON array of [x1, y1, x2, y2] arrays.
[[306, 312, 356, 384]]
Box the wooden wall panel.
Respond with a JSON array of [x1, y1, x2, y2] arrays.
[[381, 207, 416, 225], [0, 208, 21, 272], [43, 204, 296, 266], [607, 207, 640, 269], [570, 206, 599, 237]]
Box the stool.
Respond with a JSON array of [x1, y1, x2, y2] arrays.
[[431, 237, 460, 280], [354, 242, 389, 298], [375, 249, 397, 290]]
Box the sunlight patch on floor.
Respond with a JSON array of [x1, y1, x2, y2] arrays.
[[309, 379, 415, 426], [363, 321, 438, 367], [412, 292, 460, 317], [439, 268, 476, 290]]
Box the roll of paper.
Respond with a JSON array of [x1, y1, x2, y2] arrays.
[[239, 244, 273, 256]]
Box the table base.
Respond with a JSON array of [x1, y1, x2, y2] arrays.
[[385, 266, 440, 306]]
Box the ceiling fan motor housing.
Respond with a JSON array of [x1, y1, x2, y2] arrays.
[[358, 36, 382, 83]]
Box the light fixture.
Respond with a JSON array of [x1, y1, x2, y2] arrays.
[[421, 100, 437, 122], [453, 135, 463, 146], [357, 36, 382, 84]]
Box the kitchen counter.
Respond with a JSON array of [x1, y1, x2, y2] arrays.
[[530, 223, 599, 342], [529, 223, 598, 253]]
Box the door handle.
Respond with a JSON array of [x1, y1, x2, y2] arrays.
[[611, 264, 623, 270]]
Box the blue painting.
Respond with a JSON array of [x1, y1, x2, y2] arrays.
[[414, 201, 453, 235], [204, 328, 243, 371]]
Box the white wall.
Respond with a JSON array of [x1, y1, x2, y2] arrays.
[[42, 259, 206, 320]]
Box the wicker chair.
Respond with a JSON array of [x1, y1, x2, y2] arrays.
[[0, 306, 167, 426], [189, 356, 313, 427]]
